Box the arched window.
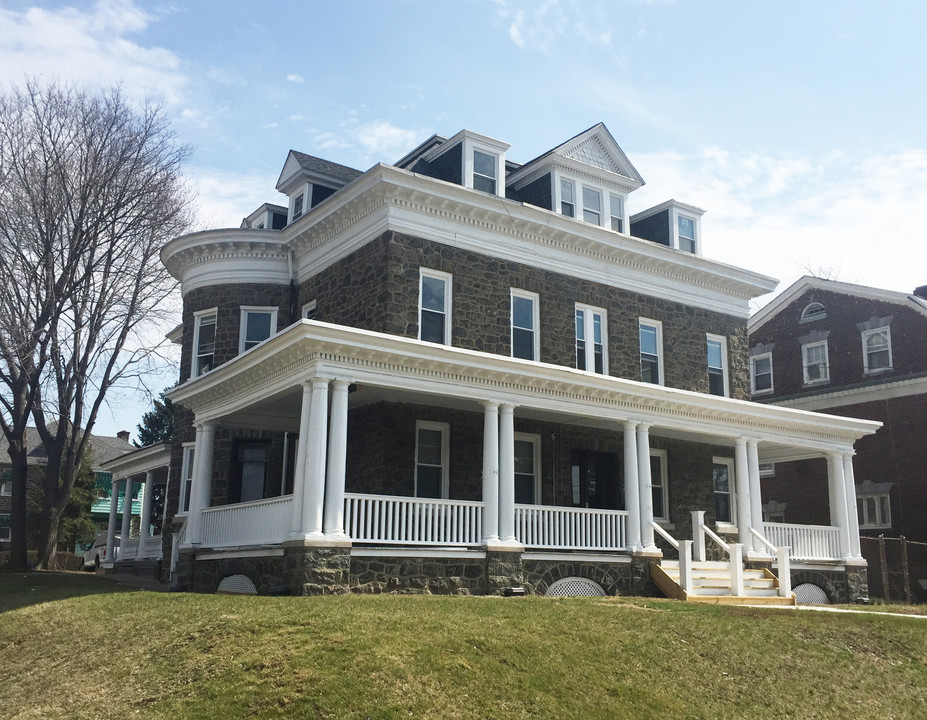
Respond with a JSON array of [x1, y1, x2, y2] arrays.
[[800, 301, 826, 322]]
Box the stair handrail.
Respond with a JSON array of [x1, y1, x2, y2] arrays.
[[650, 520, 679, 550], [169, 516, 188, 585], [751, 527, 792, 598], [692, 511, 744, 596], [650, 522, 692, 593]]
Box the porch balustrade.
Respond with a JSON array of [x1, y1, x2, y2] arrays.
[[120, 537, 138, 560], [201, 496, 293, 548], [344, 493, 483, 546], [763, 521, 841, 562], [515, 505, 628, 551]]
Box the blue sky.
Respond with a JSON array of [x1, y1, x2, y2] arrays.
[[2, 0, 926, 438]]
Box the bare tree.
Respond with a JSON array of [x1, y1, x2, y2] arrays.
[[0, 82, 193, 569]]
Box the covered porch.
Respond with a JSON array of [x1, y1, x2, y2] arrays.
[[169, 320, 879, 597]]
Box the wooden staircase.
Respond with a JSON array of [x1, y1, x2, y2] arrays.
[[652, 560, 796, 606]]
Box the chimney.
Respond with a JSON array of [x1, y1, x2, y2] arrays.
[[117, 430, 130, 442], [914, 285, 927, 300]]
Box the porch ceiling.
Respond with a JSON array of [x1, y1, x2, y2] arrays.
[[169, 321, 881, 456]]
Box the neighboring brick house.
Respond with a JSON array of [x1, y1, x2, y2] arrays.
[[748, 278, 927, 552], [128, 124, 879, 602]]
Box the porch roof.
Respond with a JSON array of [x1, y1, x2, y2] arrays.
[[168, 321, 881, 457]]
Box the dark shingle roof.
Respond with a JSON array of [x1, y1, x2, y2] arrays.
[[11, 427, 134, 470], [289, 151, 362, 184]]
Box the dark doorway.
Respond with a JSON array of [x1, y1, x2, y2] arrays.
[[570, 450, 621, 509]]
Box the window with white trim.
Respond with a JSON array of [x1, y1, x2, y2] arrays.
[[414, 421, 449, 499], [239, 307, 278, 353], [800, 302, 826, 322], [514, 433, 541, 505], [292, 192, 304, 221], [707, 334, 728, 397], [639, 318, 663, 385], [419, 269, 452, 345], [302, 299, 317, 320], [575, 304, 607, 374], [712, 457, 736, 525], [857, 493, 891, 529], [862, 327, 892, 373], [178, 444, 195, 515], [609, 194, 624, 232], [750, 353, 774, 394], [802, 341, 829, 384], [677, 215, 697, 253], [560, 179, 575, 217], [511, 289, 539, 361], [582, 186, 602, 225], [472, 149, 496, 194], [650, 449, 669, 522], [192, 309, 217, 378]]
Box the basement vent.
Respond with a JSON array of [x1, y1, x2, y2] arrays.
[[545, 577, 606, 597], [793, 583, 829, 605], [216, 574, 257, 595]]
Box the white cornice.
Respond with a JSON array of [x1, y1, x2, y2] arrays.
[[169, 321, 880, 452], [100, 442, 171, 475], [768, 375, 927, 411], [750, 276, 927, 332]]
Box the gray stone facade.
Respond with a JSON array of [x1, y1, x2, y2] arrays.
[[791, 565, 869, 604]]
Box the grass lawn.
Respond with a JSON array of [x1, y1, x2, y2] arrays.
[[1, 572, 926, 719]]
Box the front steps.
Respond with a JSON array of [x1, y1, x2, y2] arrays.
[[652, 560, 796, 606]]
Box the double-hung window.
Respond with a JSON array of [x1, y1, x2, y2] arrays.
[[511, 289, 539, 361], [419, 269, 452, 345], [639, 318, 663, 385], [192, 309, 217, 378], [514, 433, 541, 505], [706, 334, 728, 397], [677, 215, 697, 253], [292, 192, 304, 220], [414, 421, 449, 499], [302, 299, 317, 320], [857, 493, 891, 529], [609, 194, 624, 232], [802, 341, 829, 384], [235, 442, 269, 503], [575, 304, 607, 374], [560, 179, 575, 217], [862, 328, 892, 373], [472, 150, 496, 194], [650, 449, 669, 522], [750, 353, 774, 394], [582, 187, 602, 225], [178, 445, 195, 515], [239, 307, 278, 353], [712, 457, 736, 526]]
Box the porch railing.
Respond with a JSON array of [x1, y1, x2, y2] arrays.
[[120, 537, 139, 559], [515, 505, 628, 551], [344, 493, 483, 546], [201, 495, 293, 548], [763, 522, 841, 562]]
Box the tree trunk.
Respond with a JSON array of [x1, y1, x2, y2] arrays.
[[6, 446, 29, 570], [35, 510, 63, 570]]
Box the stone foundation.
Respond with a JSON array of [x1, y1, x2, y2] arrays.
[[791, 564, 869, 604], [285, 544, 352, 596]]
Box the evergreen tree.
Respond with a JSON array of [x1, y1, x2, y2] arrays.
[[135, 390, 174, 447]]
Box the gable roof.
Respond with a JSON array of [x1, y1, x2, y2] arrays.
[[749, 276, 927, 332], [506, 122, 645, 190], [6, 427, 134, 471], [275, 151, 363, 193]]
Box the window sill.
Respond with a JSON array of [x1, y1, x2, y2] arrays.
[[751, 388, 774, 396], [864, 367, 893, 376], [802, 379, 830, 388]]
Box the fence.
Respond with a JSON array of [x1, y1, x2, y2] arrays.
[[860, 535, 927, 604]]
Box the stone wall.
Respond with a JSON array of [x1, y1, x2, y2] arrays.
[[522, 556, 657, 596], [351, 554, 488, 595], [792, 565, 869, 604]]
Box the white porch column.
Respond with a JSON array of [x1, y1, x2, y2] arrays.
[[733, 438, 753, 552], [828, 451, 853, 561], [298, 377, 329, 540], [119, 478, 134, 559], [636, 423, 657, 552], [623, 421, 641, 552], [842, 452, 863, 560], [289, 381, 314, 537], [138, 470, 154, 558], [746, 439, 765, 555], [186, 421, 216, 547], [498, 403, 517, 545], [105, 477, 119, 563], [323, 379, 350, 539], [481, 401, 500, 546]]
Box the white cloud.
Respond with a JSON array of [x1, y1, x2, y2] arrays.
[[631, 147, 927, 309], [497, 0, 612, 51], [0, 0, 187, 104], [352, 120, 419, 159], [185, 166, 280, 230], [286, 73, 305, 84]]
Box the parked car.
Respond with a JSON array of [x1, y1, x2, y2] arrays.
[[82, 531, 118, 570]]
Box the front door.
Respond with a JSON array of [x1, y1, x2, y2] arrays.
[[570, 450, 621, 509]]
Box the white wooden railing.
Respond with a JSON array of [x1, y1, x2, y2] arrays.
[[120, 537, 139, 559], [515, 505, 628, 550], [751, 528, 792, 597], [344, 493, 483, 546], [763, 522, 841, 562], [691, 511, 744, 596], [201, 496, 292, 548]]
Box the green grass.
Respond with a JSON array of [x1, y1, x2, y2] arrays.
[[1, 573, 926, 719]]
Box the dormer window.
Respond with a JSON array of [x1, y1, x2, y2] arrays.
[[582, 187, 602, 224], [610, 195, 624, 232], [630, 200, 704, 255], [561, 180, 575, 217], [473, 150, 496, 194], [800, 302, 826, 322], [292, 193, 304, 220], [678, 215, 696, 253]]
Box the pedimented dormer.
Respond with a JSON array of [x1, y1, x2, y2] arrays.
[[275, 151, 363, 225], [397, 130, 510, 198], [506, 123, 645, 234]]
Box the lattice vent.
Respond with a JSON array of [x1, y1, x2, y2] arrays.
[[216, 574, 257, 595], [545, 577, 606, 597], [793, 583, 829, 605]]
